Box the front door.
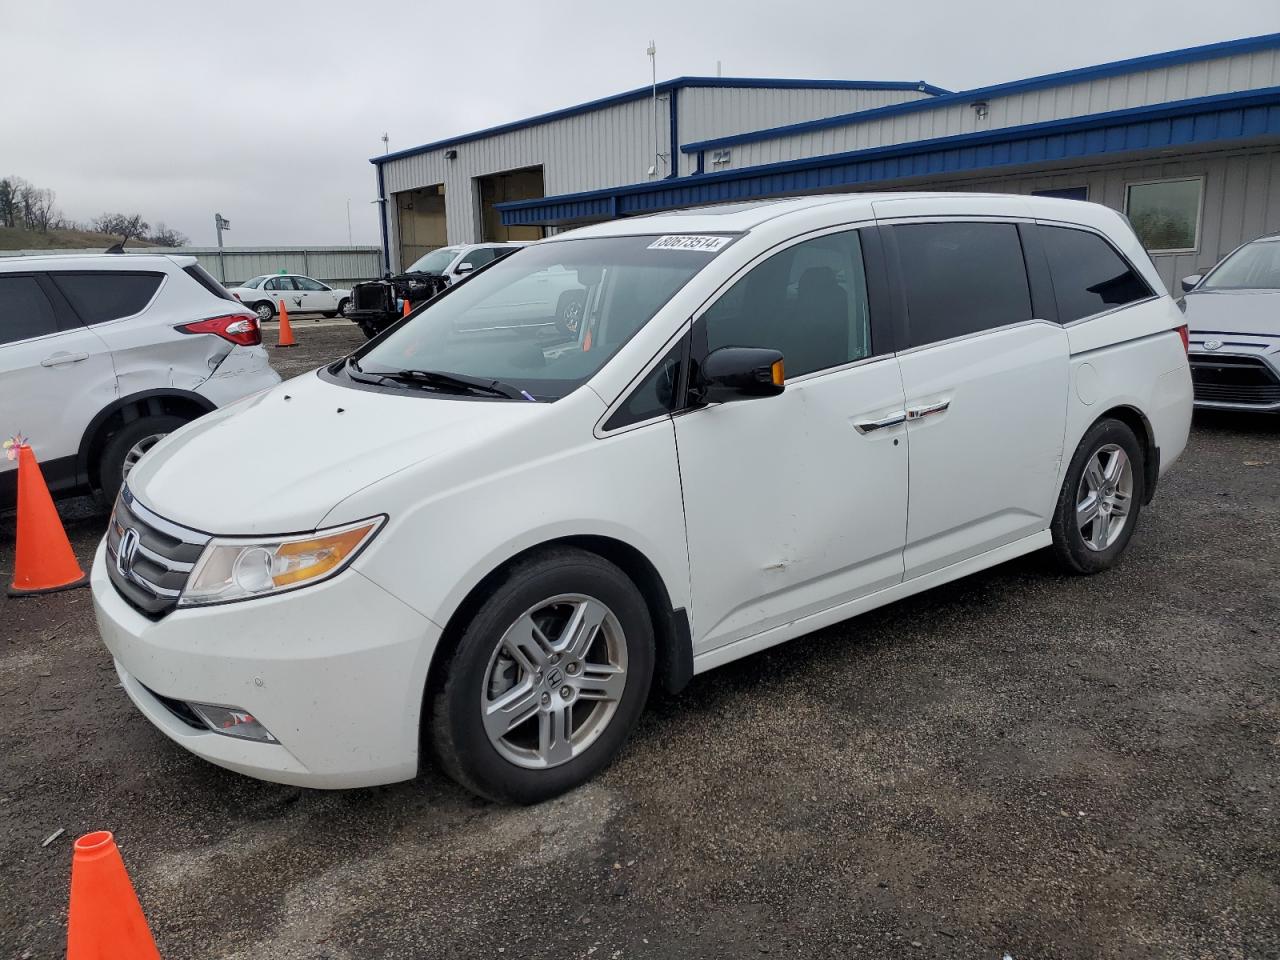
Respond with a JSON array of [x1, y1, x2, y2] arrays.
[[674, 227, 909, 655], [883, 219, 1070, 578]]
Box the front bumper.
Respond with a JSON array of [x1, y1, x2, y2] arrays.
[[1189, 349, 1280, 412], [91, 539, 441, 788]]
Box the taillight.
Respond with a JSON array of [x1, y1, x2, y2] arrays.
[[178, 313, 261, 346], [1175, 324, 1189, 354]]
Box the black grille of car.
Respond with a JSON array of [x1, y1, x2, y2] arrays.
[[105, 488, 209, 619], [1190, 354, 1280, 407], [139, 683, 208, 731], [352, 283, 391, 311]]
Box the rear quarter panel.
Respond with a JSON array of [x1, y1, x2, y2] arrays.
[[1064, 296, 1193, 482]]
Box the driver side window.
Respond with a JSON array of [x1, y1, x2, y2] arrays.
[[699, 230, 871, 378]]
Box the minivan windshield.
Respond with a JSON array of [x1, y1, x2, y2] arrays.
[[1202, 238, 1280, 290], [406, 247, 461, 275], [350, 234, 733, 401]]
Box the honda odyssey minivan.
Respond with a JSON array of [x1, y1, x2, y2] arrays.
[[91, 194, 1193, 803]]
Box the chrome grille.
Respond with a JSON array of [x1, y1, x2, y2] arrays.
[[105, 488, 209, 618]]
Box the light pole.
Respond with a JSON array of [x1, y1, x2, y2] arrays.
[[214, 213, 231, 282], [647, 41, 659, 178], [346, 199, 353, 246]]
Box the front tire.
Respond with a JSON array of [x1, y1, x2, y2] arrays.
[[431, 548, 654, 804], [1050, 418, 1145, 574], [98, 414, 189, 503], [337, 298, 351, 318]]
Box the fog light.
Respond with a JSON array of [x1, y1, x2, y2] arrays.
[[189, 703, 278, 742]]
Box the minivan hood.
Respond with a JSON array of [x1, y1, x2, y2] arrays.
[[127, 369, 544, 534], [1182, 289, 1280, 339]]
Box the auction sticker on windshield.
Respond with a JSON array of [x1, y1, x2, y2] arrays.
[[647, 235, 732, 252]]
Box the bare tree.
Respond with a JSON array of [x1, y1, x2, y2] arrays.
[[23, 186, 57, 232], [147, 222, 187, 247], [92, 213, 151, 244], [0, 179, 15, 229]]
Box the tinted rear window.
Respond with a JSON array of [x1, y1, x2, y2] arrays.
[[893, 222, 1033, 348], [52, 272, 163, 324], [184, 263, 238, 301], [1040, 225, 1152, 322], [0, 275, 59, 345]]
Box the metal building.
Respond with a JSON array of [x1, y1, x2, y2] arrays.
[[373, 33, 1280, 288]]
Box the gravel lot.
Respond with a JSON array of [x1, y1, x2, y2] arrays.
[[2, 322, 1278, 959]]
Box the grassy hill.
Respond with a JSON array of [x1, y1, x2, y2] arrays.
[[0, 226, 156, 251]]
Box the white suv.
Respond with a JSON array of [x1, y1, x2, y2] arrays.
[[0, 254, 279, 504], [91, 194, 1192, 802]]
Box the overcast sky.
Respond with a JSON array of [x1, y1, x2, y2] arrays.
[[4, 0, 1276, 247]]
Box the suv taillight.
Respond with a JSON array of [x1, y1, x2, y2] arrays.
[[1175, 324, 1189, 354], [178, 313, 262, 346]]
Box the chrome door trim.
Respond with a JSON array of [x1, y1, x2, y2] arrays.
[[906, 400, 950, 420], [853, 410, 907, 434]]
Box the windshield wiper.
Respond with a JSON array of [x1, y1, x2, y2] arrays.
[[387, 368, 531, 401]]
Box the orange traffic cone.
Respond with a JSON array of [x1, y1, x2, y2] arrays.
[[277, 299, 296, 347], [403, 298, 412, 317], [67, 831, 161, 960], [7, 444, 87, 596]]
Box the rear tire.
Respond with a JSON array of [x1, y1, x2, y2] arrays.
[[98, 414, 189, 503], [253, 301, 275, 322], [430, 547, 654, 804], [1050, 418, 1145, 574]]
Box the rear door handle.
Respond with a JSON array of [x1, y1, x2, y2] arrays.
[[854, 411, 907, 434], [906, 400, 950, 420], [41, 352, 89, 367]]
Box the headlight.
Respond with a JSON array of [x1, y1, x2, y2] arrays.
[[177, 517, 384, 607]]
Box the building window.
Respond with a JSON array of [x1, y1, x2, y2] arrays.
[[1124, 177, 1202, 253]]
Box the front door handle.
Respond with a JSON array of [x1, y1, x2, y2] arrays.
[[854, 410, 907, 434], [907, 400, 950, 420], [41, 352, 89, 367]]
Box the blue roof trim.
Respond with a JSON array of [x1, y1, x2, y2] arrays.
[[497, 86, 1280, 225], [370, 77, 945, 165], [682, 31, 1280, 155]]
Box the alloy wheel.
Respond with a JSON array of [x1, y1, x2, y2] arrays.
[[255, 303, 273, 322], [481, 594, 628, 769], [1076, 443, 1134, 551], [121, 433, 168, 481]]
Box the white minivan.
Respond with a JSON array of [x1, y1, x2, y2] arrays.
[[91, 194, 1193, 802]]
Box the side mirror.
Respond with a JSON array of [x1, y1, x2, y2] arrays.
[[700, 346, 785, 402], [456, 262, 475, 275], [1180, 274, 1202, 293]]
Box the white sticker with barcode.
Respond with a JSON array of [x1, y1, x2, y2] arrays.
[[647, 235, 732, 252]]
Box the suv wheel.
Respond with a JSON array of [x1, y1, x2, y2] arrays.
[[555, 292, 585, 337], [98, 415, 188, 503], [253, 301, 275, 322], [431, 548, 654, 803], [1050, 418, 1145, 574]]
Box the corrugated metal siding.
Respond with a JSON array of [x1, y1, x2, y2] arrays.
[[0, 246, 382, 288], [718, 49, 1280, 170], [916, 145, 1280, 289], [677, 87, 931, 175], [382, 96, 672, 259]]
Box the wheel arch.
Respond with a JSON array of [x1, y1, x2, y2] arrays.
[[1091, 403, 1159, 504], [77, 389, 215, 491], [419, 534, 693, 755]]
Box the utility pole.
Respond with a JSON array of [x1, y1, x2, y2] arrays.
[[381, 132, 390, 154], [647, 41, 659, 178], [346, 199, 353, 246], [214, 213, 230, 282]]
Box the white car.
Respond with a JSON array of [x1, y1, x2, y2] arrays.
[[228, 275, 352, 323], [0, 254, 279, 505], [91, 194, 1192, 802]]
